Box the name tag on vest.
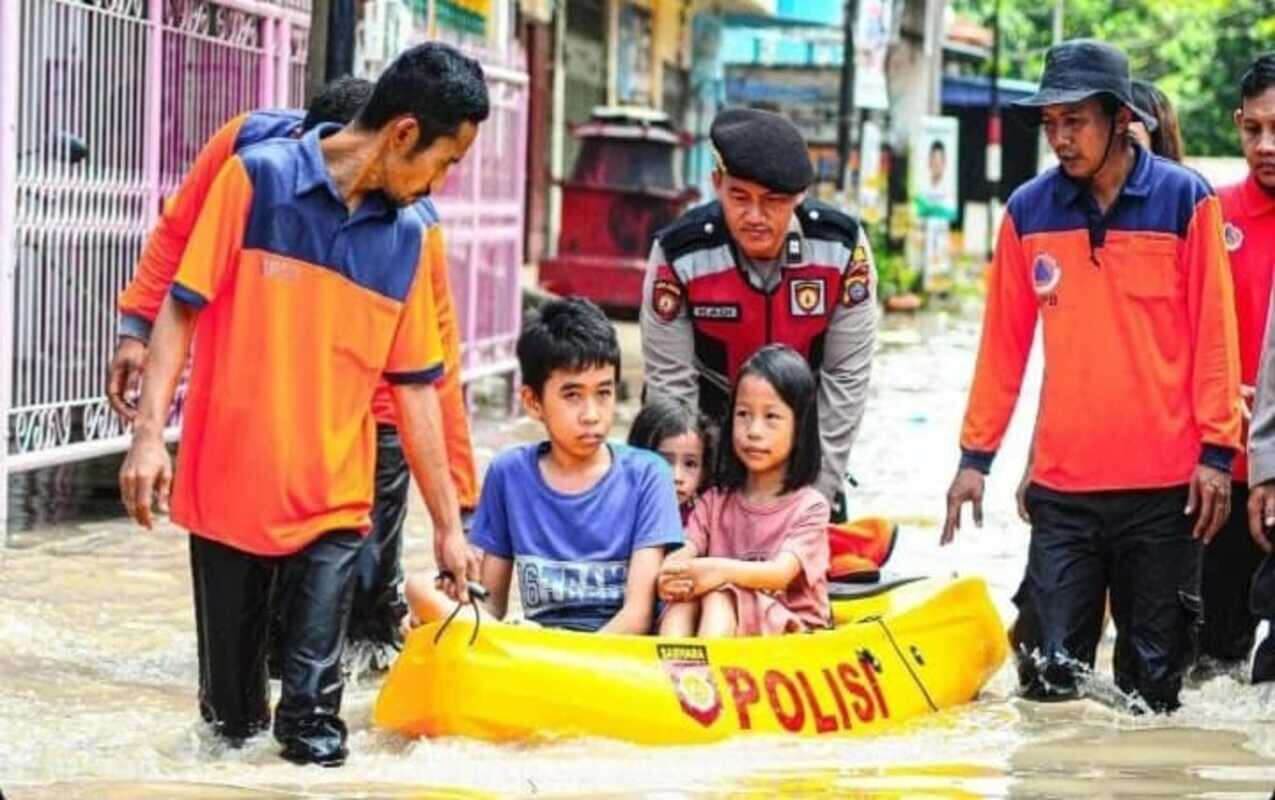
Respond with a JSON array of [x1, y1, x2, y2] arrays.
[[691, 303, 741, 321]]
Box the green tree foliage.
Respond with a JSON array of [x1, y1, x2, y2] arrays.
[[952, 0, 1275, 155]]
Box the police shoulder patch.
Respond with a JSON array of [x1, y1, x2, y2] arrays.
[[841, 271, 871, 307], [848, 245, 871, 275], [651, 278, 684, 322], [840, 247, 873, 308]]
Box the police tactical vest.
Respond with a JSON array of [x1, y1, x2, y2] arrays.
[[656, 199, 864, 421]]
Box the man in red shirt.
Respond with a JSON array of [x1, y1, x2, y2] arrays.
[[1235, 54, 1275, 685]]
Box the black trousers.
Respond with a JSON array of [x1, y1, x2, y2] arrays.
[[268, 425, 410, 674], [190, 530, 361, 753], [1198, 483, 1264, 663], [348, 424, 411, 646], [1015, 483, 1200, 712]]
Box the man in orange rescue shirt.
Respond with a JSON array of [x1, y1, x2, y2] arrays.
[[943, 40, 1241, 713], [108, 77, 478, 668], [119, 43, 486, 766]]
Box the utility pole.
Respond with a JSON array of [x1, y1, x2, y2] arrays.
[[1053, 0, 1064, 44], [305, 0, 331, 102], [325, 0, 356, 81], [547, 0, 568, 258], [835, 0, 859, 198], [985, 0, 1002, 260]]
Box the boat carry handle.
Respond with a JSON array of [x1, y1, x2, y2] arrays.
[[434, 571, 489, 647]]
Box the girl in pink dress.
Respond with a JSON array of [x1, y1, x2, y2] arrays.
[[658, 345, 831, 637]]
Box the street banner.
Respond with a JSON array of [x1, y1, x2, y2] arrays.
[[911, 115, 959, 222], [858, 119, 885, 225], [854, 0, 892, 110], [911, 116, 959, 290]]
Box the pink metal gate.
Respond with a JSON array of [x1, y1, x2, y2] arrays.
[[0, 0, 310, 530], [0, 2, 530, 532], [430, 35, 528, 386]]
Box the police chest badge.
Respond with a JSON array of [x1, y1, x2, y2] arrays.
[[790, 279, 826, 316], [1224, 222, 1244, 252], [651, 278, 683, 322], [658, 644, 723, 727]]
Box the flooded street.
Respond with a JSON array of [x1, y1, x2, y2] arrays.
[[3, 309, 1274, 799]]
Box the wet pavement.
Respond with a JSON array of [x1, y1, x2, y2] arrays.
[[2, 310, 1274, 798]]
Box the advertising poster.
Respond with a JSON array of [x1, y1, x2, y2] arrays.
[[617, 2, 654, 106], [910, 115, 958, 222], [911, 116, 959, 289], [854, 0, 892, 110], [858, 119, 885, 225], [923, 217, 953, 290]]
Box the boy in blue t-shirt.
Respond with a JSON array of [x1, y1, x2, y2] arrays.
[[407, 297, 684, 633]]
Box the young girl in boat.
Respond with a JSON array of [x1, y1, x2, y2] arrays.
[[627, 396, 714, 524], [657, 345, 831, 637]]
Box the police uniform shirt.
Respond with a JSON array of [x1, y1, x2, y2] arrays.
[[640, 205, 878, 502]]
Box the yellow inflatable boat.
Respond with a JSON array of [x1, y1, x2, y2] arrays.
[[374, 576, 1007, 745]]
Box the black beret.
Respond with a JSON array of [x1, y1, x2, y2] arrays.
[[710, 107, 813, 194]]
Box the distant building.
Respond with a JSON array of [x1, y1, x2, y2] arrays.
[[703, 0, 1039, 253]]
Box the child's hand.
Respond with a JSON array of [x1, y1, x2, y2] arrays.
[[658, 565, 694, 602], [686, 560, 729, 596], [659, 559, 727, 600]]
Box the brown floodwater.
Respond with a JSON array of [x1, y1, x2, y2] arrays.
[[2, 311, 1273, 798]]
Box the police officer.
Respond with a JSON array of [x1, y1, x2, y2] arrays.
[[640, 108, 877, 520]]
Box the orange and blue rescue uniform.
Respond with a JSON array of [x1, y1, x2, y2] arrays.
[[119, 111, 303, 333], [118, 110, 478, 509], [169, 125, 444, 555], [960, 147, 1242, 487], [965, 146, 1241, 712]]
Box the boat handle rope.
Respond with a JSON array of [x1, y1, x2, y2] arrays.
[[434, 571, 490, 647]]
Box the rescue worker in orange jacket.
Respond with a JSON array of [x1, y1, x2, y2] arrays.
[[943, 40, 1241, 712], [118, 44, 486, 765], [107, 77, 479, 670]]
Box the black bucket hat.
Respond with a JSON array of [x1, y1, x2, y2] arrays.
[[1011, 39, 1157, 131]]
